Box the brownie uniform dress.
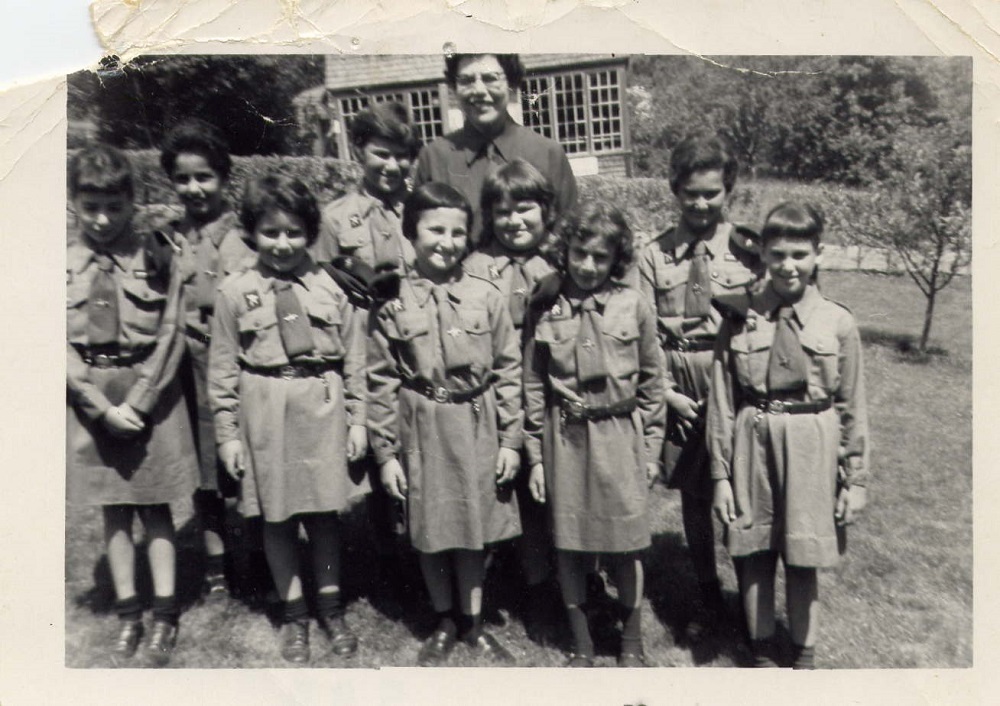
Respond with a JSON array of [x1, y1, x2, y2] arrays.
[[523, 283, 667, 553], [636, 221, 761, 497], [367, 270, 523, 553], [706, 283, 869, 567], [172, 210, 254, 489], [66, 230, 198, 505], [208, 258, 368, 522], [310, 186, 415, 273]]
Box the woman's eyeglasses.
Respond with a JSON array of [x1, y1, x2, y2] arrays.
[[455, 72, 506, 89]]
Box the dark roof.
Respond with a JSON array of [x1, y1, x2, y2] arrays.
[[324, 53, 626, 92]]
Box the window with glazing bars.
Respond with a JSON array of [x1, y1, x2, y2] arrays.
[[338, 88, 444, 146], [519, 68, 623, 154]]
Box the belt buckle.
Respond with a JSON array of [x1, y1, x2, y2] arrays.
[[92, 353, 114, 369], [566, 399, 587, 419], [433, 386, 451, 403], [279, 365, 297, 380], [767, 400, 787, 414], [674, 337, 689, 352]]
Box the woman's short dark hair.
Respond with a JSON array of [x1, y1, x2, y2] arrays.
[[69, 145, 134, 198], [552, 201, 636, 280], [240, 173, 321, 246], [159, 118, 232, 180], [668, 130, 739, 195], [349, 101, 422, 158], [444, 53, 525, 88], [479, 159, 558, 249], [761, 201, 824, 247], [401, 182, 474, 242]]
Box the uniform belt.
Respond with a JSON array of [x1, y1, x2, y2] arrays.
[[185, 325, 211, 346], [400, 375, 494, 404], [239, 360, 343, 379], [742, 390, 832, 415], [75, 344, 155, 368], [665, 335, 716, 352], [558, 395, 638, 422]]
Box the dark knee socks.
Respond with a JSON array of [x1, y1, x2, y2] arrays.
[[151, 595, 178, 627], [565, 604, 594, 657], [316, 590, 344, 620], [283, 596, 309, 625], [457, 612, 483, 644], [115, 595, 143, 623]]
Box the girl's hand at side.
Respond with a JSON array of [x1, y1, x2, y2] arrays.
[[380, 459, 408, 502], [495, 447, 520, 485], [346, 424, 368, 462], [666, 390, 700, 443], [835, 486, 867, 526], [102, 404, 145, 437], [218, 440, 246, 481], [712, 479, 737, 525], [528, 463, 546, 504], [646, 462, 660, 488]]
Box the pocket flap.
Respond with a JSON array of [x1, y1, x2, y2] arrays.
[[120, 277, 168, 308], [238, 307, 278, 333], [392, 311, 430, 340], [602, 319, 639, 343], [460, 308, 489, 335], [307, 303, 342, 327], [799, 329, 838, 356]]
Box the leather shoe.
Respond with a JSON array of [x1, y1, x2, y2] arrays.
[[617, 651, 649, 668], [466, 632, 515, 665], [146, 620, 177, 667], [112, 620, 143, 660], [565, 652, 595, 668], [321, 615, 358, 658], [417, 628, 456, 667], [280, 620, 310, 664]]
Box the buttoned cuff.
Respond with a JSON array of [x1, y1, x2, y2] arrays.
[[499, 429, 523, 450]]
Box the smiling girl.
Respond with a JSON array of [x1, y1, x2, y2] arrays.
[[367, 182, 523, 666], [706, 201, 869, 668], [523, 201, 666, 667], [208, 174, 369, 663]]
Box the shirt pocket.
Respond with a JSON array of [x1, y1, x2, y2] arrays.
[[336, 218, 369, 252], [458, 307, 493, 370], [387, 310, 433, 376], [306, 302, 344, 358], [652, 265, 688, 318], [799, 327, 839, 394], [710, 260, 757, 293], [119, 277, 168, 339], [237, 306, 285, 365], [602, 318, 640, 378], [729, 326, 772, 391], [533, 318, 578, 379]]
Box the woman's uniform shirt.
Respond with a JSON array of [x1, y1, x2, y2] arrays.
[[707, 283, 869, 486], [523, 284, 667, 469], [208, 259, 367, 449], [66, 230, 188, 420], [310, 185, 414, 273], [367, 270, 523, 466]]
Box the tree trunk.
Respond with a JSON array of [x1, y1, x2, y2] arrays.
[[919, 289, 936, 353]]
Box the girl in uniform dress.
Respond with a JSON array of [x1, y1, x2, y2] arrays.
[[463, 159, 559, 642], [159, 118, 255, 601], [368, 182, 523, 666], [66, 145, 197, 666], [208, 174, 368, 664], [523, 201, 667, 667], [707, 202, 869, 668]]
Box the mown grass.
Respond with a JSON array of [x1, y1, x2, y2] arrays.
[[65, 270, 971, 669]]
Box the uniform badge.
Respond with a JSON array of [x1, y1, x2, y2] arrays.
[[724, 252, 737, 262], [513, 287, 526, 296], [488, 264, 501, 280], [133, 269, 148, 279], [283, 313, 299, 323], [391, 299, 404, 312], [349, 215, 363, 228], [446, 327, 463, 338], [550, 303, 562, 317], [662, 252, 674, 264], [581, 338, 595, 350], [746, 316, 758, 332], [204, 269, 217, 278], [244, 291, 262, 310]]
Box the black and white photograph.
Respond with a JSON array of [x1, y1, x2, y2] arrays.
[[62, 50, 972, 671]]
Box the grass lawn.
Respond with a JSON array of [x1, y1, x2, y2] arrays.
[[64, 270, 972, 669]]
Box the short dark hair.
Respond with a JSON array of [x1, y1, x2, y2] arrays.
[[553, 201, 635, 280], [668, 130, 739, 195], [69, 144, 134, 198], [761, 201, 824, 247], [240, 173, 321, 246], [349, 101, 422, 157], [444, 53, 525, 88], [159, 118, 232, 180], [401, 182, 474, 242], [479, 159, 558, 249]]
